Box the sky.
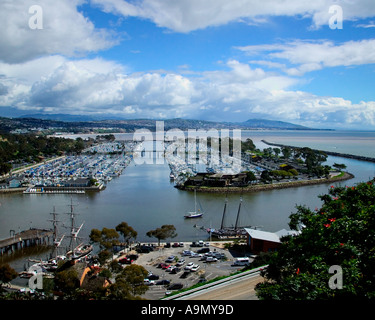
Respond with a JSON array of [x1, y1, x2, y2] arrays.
[[0, 0, 375, 130]]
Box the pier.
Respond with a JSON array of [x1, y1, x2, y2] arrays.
[[0, 228, 53, 255]]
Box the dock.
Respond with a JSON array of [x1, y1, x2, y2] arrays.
[[0, 228, 53, 255]]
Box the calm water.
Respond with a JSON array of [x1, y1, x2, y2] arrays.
[[1, 130, 375, 272]]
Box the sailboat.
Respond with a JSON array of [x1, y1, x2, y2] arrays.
[[208, 192, 248, 239], [184, 189, 204, 219], [64, 198, 93, 260]]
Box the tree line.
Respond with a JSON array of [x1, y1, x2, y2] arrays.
[[0, 134, 86, 175]]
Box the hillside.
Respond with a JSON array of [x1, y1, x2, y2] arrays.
[[0, 115, 317, 134]]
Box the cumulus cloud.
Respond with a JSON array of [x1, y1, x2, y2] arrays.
[[91, 0, 375, 32], [0, 0, 117, 63], [237, 39, 375, 75], [1, 56, 375, 129]]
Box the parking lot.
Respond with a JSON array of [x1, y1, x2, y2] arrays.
[[130, 242, 242, 300]]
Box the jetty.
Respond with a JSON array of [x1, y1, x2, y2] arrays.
[[0, 228, 53, 255]]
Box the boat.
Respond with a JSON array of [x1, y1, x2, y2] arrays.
[[66, 243, 93, 260], [207, 193, 248, 239], [184, 189, 204, 219]]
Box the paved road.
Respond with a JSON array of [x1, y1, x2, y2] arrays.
[[179, 274, 264, 300]]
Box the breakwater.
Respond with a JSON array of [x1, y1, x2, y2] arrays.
[[179, 172, 354, 193], [261, 140, 375, 163]]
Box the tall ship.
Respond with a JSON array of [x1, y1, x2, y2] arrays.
[[64, 198, 93, 260], [207, 194, 248, 239]]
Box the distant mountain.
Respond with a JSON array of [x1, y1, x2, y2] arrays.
[[240, 118, 310, 130], [17, 113, 124, 122], [0, 114, 320, 134], [16, 114, 313, 130]]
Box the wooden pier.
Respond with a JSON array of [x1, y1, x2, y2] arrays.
[[0, 228, 53, 255]]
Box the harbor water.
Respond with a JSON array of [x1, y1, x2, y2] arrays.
[[1, 130, 375, 273]]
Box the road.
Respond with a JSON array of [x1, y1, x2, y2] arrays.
[[177, 273, 264, 300]]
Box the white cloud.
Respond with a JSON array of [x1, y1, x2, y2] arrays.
[[1, 55, 374, 129], [92, 0, 375, 32], [0, 0, 117, 63], [237, 39, 375, 75]]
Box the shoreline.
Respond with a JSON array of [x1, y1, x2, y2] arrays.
[[179, 172, 355, 193], [261, 140, 375, 163]]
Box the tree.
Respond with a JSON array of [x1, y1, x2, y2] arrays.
[[89, 227, 120, 250], [116, 222, 137, 246], [146, 224, 177, 246], [110, 264, 148, 298], [0, 264, 18, 286], [256, 179, 375, 300], [333, 163, 347, 171]]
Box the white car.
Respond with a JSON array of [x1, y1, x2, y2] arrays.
[[190, 252, 203, 258], [184, 262, 194, 270], [144, 279, 156, 286], [166, 265, 176, 272], [191, 264, 200, 272]]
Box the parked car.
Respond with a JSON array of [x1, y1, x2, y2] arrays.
[[183, 250, 192, 256], [147, 274, 160, 280], [205, 257, 218, 263], [176, 258, 185, 266], [156, 279, 170, 286], [172, 242, 180, 247], [197, 247, 210, 253], [167, 283, 184, 290], [170, 267, 181, 274], [190, 252, 203, 258], [180, 271, 191, 279], [162, 264, 171, 270], [179, 242, 184, 247], [165, 255, 175, 263], [184, 262, 194, 270], [144, 279, 155, 286], [166, 265, 176, 272], [191, 264, 200, 272]]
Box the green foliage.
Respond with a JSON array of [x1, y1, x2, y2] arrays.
[[256, 179, 375, 300], [116, 221, 137, 244], [109, 264, 148, 299], [146, 224, 177, 246], [0, 264, 18, 284], [0, 133, 86, 175]]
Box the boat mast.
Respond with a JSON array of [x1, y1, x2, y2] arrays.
[[234, 196, 242, 230], [194, 189, 197, 213], [65, 197, 82, 252], [220, 192, 228, 230], [48, 206, 64, 259]]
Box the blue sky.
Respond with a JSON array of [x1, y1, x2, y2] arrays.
[[1, 0, 375, 129]]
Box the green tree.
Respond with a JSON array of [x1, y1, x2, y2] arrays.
[[146, 224, 177, 246], [116, 222, 137, 246], [109, 264, 148, 299], [0, 264, 18, 286], [256, 179, 375, 300]]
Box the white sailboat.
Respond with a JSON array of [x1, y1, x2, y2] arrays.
[[184, 189, 204, 219]]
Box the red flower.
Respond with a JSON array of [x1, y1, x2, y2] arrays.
[[324, 223, 331, 228], [340, 243, 344, 246], [331, 185, 334, 188], [296, 268, 300, 275], [328, 218, 336, 222]]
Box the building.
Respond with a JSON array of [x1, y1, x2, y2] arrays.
[[9, 179, 21, 188], [245, 228, 300, 254]]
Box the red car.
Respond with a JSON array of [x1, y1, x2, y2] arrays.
[[162, 264, 171, 270]]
